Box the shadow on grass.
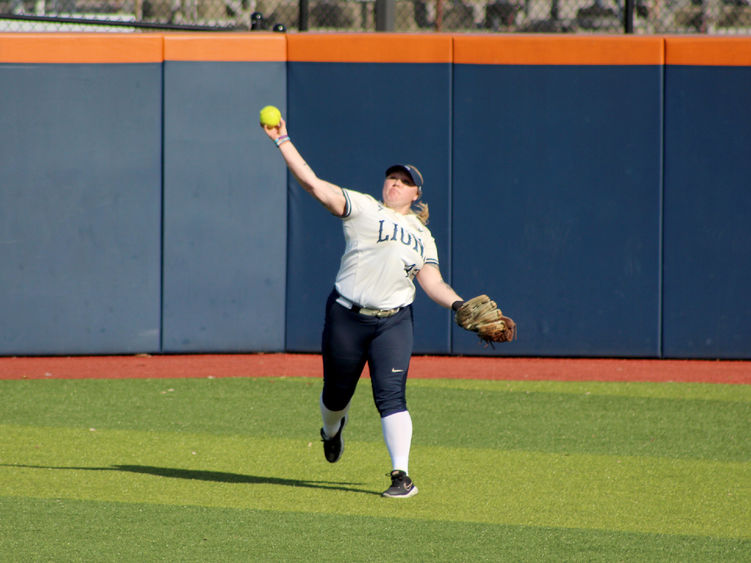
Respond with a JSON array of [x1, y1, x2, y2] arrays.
[[2, 463, 378, 495]]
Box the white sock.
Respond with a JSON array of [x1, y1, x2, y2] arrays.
[[381, 410, 413, 474], [320, 394, 349, 439]]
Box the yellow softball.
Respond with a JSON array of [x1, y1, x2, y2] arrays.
[[259, 105, 281, 127]]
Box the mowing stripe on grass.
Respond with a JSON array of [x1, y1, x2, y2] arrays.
[[2, 378, 749, 462], [3, 497, 749, 562], [1, 423, 749, 538], [411, 378, 751, 402]]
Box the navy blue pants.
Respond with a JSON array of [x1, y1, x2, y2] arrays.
[[321, 290, 414, 418]]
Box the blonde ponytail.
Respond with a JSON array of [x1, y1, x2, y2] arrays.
[[413, 200, 429, 225]]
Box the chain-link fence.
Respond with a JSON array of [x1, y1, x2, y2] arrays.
[[1, 0, 750, 33]]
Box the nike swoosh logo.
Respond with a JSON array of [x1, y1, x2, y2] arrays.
[[391, 368, 404, 373]]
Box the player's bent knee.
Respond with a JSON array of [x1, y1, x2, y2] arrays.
[[377, 403, 408, 418]]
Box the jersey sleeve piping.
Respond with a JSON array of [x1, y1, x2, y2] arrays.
[[340, 188, 352, 218]]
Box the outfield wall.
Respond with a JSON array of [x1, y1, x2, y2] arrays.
[[661, 39, 751, 359], [1, 34, 749, 359]]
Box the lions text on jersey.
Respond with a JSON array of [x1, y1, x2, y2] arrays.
[[334, 189, 439, 310]]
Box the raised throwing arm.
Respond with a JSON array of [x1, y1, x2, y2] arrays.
[[262, 119, 347, 217]]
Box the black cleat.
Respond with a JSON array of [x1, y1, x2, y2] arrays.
[[382, 470, 418, 498], [320, 417, 346, 463]]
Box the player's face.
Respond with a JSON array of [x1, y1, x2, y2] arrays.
[[382, 171, 419, 212]]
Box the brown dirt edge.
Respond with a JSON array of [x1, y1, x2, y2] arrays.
[[0, 354, 749, 384]]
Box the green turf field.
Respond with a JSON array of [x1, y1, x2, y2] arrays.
[[1, 376, 750, 561]]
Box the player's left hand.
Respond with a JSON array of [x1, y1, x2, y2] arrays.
[[454, 294, 516, 344]]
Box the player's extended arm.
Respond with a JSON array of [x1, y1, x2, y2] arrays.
[[262, 119, 346, 216], [416, 264, 463, 309]]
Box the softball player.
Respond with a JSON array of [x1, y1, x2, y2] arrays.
[[262, 118, 464, 498]]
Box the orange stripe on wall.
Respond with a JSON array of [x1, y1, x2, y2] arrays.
[[164, 33, 286, 62], [666, 37, 751, 66], [454, 36, 664, 65], [287, 33, 452, 63], [4, 34, 749, 66], [0, 33, 163, 63]]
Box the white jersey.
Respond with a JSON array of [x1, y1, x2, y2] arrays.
[[334, 188, 439, 310]]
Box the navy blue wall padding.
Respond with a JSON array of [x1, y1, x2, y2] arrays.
[[451, 65, 663, 357], [162, 61, 287, 353], [0, 63, 163, 355], [3, 46, 750, 360], [285, 62, 453, 354], [662, 66, 751, 359]]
